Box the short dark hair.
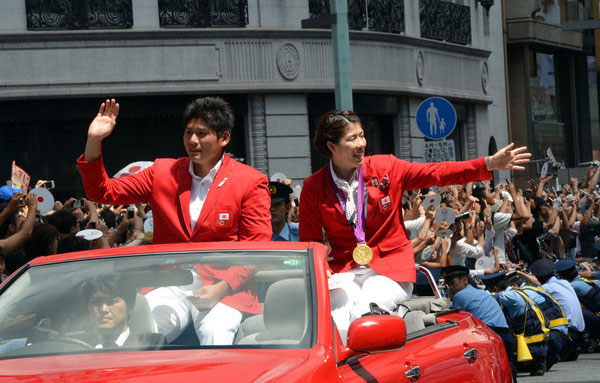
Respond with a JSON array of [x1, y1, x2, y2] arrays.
[[0, 203, 17, 239], [182, 96, 234, 137], [84, 274, 136, 313], [497, 274, 521, 291], [313, 110, 361, 158], [25, 223, 59, 261], [57, 233, 90, 254], [47, 209, 78, 235], [99, 207, 116, 229]]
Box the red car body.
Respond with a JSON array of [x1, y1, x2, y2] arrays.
[[0, 242, 511, 382]]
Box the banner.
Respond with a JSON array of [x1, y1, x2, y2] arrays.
[[11, 161, 30, 193]]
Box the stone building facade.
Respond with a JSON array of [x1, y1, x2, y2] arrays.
[[0, 0, 508, 197]]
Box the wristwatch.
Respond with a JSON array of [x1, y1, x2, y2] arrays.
[[465, 224, 473, 230]]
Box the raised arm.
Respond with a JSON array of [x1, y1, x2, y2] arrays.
[[586, 166, 600, 194], [84, 99, 119, 163], [0, 193, 38, 253]]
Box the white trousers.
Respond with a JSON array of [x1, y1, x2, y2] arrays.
[[145, 271, 242, 345], [329, 267, 413, 332]]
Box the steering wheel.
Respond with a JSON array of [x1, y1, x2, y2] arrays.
[[50, 336, 94, 350]]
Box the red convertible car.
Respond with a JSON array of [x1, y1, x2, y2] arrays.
[[0, 241, 511, 382]]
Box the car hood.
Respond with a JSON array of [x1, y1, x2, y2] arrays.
[[0, 349, 310, 383]]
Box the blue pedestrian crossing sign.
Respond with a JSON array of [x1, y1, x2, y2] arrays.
[[416, 97, 457, 140]]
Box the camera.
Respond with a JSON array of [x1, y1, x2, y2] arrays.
[[127, 205, 135, 219], [455, 211, 470, 221], [73, 199, 83, 209], [44, 180, 55, 190]]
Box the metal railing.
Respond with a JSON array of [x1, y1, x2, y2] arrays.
[[308, 0, 405, 33], [26, 0, 133, 30], [158, 0, 248, 28]]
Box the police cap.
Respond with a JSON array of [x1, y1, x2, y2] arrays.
[[441, 265, 469, 282], [480, 271, 506, 289], [555, 259, 577, 273], [269, 181, 293, 203], [529, 258, 555, 279]]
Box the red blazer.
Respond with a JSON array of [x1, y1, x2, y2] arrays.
[[77, 153, 271, 313], [299, 155, 492, 283]]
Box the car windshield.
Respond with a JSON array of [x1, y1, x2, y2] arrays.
[[0, 250, 313, 359]]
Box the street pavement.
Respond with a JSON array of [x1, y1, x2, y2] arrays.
[[517, 353, 600, 382]]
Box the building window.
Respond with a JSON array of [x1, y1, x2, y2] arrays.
[[419, 0, 471, 45], [25, 0, 133, 30], [529, 52, 565, 165], [158, 0, 248, 28], [308, 0, 405, 33]]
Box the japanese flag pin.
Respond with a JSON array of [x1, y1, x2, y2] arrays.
[[29, 187, 54, 215], [422, 194, 441, 211]]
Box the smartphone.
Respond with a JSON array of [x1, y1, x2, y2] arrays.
[[73, 199, 82, 209], [127, 205, 135, 219], [44, 180, 55, 190]]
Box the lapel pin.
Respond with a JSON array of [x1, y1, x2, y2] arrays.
[[371, 178, 379, 187], [218, 177, 228, 188]]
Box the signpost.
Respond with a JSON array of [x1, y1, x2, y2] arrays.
[[416, 97, 457, 140], [417, 97, 457, 163], [424, 140, 456, 163]]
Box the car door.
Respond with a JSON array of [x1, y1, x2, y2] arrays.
[[337, 319, 484, 383]]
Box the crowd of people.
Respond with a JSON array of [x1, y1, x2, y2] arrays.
[[2, 95, 599, 380], [402, 170, 600, 380]]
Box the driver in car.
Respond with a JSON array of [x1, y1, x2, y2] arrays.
[[85, 274, 165, 349]]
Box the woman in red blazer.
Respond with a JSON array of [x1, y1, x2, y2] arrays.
[[299, 110, 530, 330]]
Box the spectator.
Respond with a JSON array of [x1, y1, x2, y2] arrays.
[[24, 223, 59, 261]]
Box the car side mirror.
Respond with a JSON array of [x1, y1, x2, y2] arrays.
[[347, 315, 407, 353]]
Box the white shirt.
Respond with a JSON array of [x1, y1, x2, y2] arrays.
[[492, 212, 512, 264], [449, 238, 484, 266], [94, 328, 130, 349], [189, 155, 223, 231], [329, 161, 359, 224], [405, 216, 426, 239]]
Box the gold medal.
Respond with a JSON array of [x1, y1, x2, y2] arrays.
[[352, 243, 373, 265]]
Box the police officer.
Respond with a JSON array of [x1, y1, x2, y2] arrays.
[[505, 273, 569, 371], [524, 258, 585, 361], [555, 259, 600, 342], [484, 272, 549, 376], [269, 181, 298, 242], [441, 266, 517, 382]]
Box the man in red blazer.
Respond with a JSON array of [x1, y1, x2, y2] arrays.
[[78, 97, 270, 345]]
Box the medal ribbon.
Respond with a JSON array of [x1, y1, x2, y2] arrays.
[[329, 165, 367, 244]]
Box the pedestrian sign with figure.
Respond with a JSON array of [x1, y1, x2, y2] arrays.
[[416, 97, 457, 140]]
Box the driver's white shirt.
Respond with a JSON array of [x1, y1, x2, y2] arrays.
[[94, 327, 130, 349]]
